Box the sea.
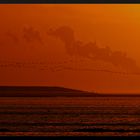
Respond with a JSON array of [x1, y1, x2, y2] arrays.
[[0, 97, 140, 136]]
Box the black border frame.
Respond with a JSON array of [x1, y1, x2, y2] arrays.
[[0, 0, 140, 3]]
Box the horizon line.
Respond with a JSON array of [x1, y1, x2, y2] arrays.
[[0, 85, 140, 95]]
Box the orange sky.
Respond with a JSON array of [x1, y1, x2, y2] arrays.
[[0, 4, 140, 94]]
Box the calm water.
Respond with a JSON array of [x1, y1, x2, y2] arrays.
[[0, 97, 140, 136]]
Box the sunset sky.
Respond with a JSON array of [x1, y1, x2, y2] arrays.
[[0, 4, 140, 94]]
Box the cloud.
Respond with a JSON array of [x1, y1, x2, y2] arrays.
[[22, 25, 43, 45], [47, 26, 140, 73], [4, 25, 44, 47]]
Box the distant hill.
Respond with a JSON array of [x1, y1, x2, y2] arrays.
[[0, 86, 140, 97], [0, 86, 99, 97]]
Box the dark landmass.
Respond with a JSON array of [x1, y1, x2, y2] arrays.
[[0, 86, 97, 97], [0, 86, 140, 97]]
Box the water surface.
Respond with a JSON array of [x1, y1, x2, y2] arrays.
[[0, 97, 140, 136]]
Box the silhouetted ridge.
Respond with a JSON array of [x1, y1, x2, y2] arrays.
[[0, 86, 97, 97], [0, 86, 140, 97]]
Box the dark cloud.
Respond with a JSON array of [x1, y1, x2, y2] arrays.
[[1, 25, 139, 74], [4, 26, 44, 46], [47, 26, 140, 72], [47, 26, 75, 55], [22, 25, 43, 45]]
